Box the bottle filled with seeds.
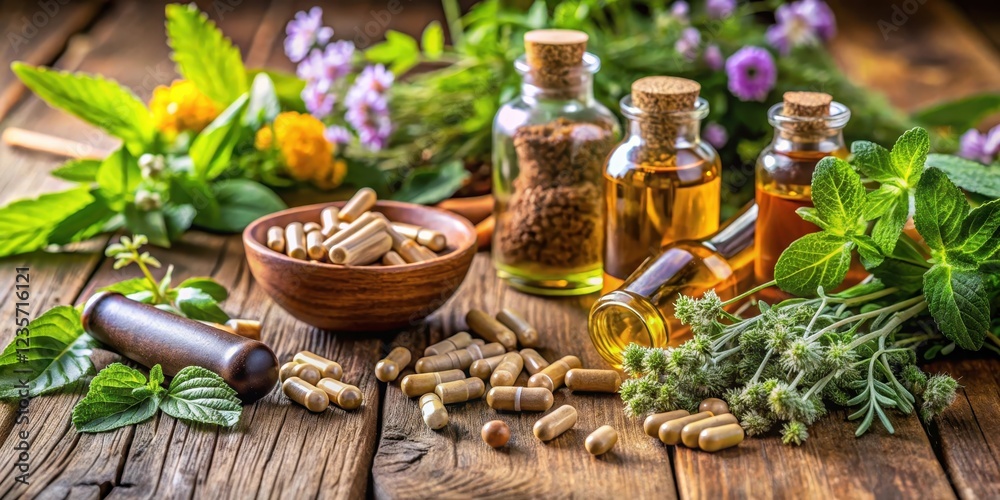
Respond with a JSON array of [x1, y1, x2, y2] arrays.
[[492, 29, 619, 296], [602, 77, 721, 295]]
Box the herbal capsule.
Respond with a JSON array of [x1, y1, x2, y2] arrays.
[[659, 411, 714, 445], [375, 346, 412, 382], [279, 361, 299, 381], [466, 309, 517, 350], [490, 352, 524, 387], [419, 393, 449, 430], [415, 342, 505, 373], [393, 222, 447, 252], [287, 362, 321, 385], [699, 397, 730, 415], [585, 425, 618, 456], [294, 351, 343, 380], [284, 222, 307, 260], [415, 245, 438, 261], [381, 250, 407, 266], [565, 369, 621, 393], [306, 230, 326, 260], [200, 321, 236, 334], [400, 369, 466, 397], [681, 413, 739, 448], [434, 377, 486, 404], [470, 354, 505, 380], [266, 226, 285, 253], [282, 377, 328, 412], [496, 308, 539, 347], [316, 377, 363, 410], [699, 423, 745, 452], [519, 349, 549, 375], [486, 386, 553, 412], [330, 219, 391, 264], [482, 420, 511, 448], [375, 213, 427, 263], [533, 405, 577, 441], [339, 187, 377, 223], [425, 332, 474, 356], [643, 410, 690, 437], [303, 222, 322, 234], [224, 319, 261, 341], [320, 206, 340, 237], [527, 355, 581, 392], [323, 212, 379, 251]]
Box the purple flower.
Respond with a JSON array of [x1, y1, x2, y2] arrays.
[[284, 7, 333, 63], [302, 81, 335, 118], [675, 28, 701, 61], [959, 125, 1000, 164], [704, 44, 724, 71], [296, 40, 355, 88], [725, 46, 777, 102], [765, 0, 837, 55], [325, 125, 352, 145], [345, 87, 392, 151], [671, 1, 690, 22], [706, 0, 736, 19], [353, 64, 394, 93], [704, 122, 729, 148]]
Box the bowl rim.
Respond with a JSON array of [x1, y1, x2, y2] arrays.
[[242, 200, 478, 272]]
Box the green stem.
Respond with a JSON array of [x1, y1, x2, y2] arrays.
[[835, 286, 900, 307], [723, 280, 776, 307], [440, 0, 463, 50], [803, 373, 835, 400], [134, 251, 164, 304], [749, 349, 773, 385], [810, 295, 925, 342], [846, 300, 928, 350]]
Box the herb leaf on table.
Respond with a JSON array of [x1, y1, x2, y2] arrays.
[[159, 366, 242, 427], [72, 363, 165, 433], [0, 307, 98, 398]]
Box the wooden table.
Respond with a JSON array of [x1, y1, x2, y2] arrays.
[[1, 1, 998, 498]]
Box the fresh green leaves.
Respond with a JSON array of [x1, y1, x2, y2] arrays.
[[97, 147, 142, 211], [0, 186, 95, 257], [914, 168, 968, 252], [366, 30, 421, 74], [72, 363, 242, 433], [390, 161, 470, 205], [193, 179, 286, 232], [190, 94, 249, 180], [165, 3, 247, 105], [421, 21, 445, 60], [923, 266, 990, 350], [52, 159, 101, 183], [0, 307, 98, 399], [925, 153, 1000, 199], [775, 232, 854, 297]]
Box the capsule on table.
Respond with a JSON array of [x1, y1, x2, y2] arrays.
[[699, 397, 730, 415], [519, 349, 549, 375], [585, 425, 618, 456], [527, 355, 581, 392], [434, 377, 485, 404], [466, 309, 517, 350], [495, 308, 539, 347], [284, 222, 307, 260], [699, 423, 745, 452], [565, 369, 622, 393], [316, 377, 363, 410], [303, 222, 322, 234], [320, 206, 340, 237], [486, 386, 553, 412], [266, 226, 285, 253], [282, 362, 321, 385], [424, 332, 474, 357], [681, 413, 739, 448], [400, 369, 466, 398], [224, 319, 261, 341], [294, 351, 343, 380], [415, 342, 505, 373], [482, 420, 511, 448], [659, 411, 714, 445], [376, 346, 412, 382], [643, 410, 690, 437], [533, 405, 577, 442], [419, 393, 449, 430], [490, 352, 524, 387], [306, 230, 326, 260], [339, 187, 377, 223], [279, 361, 299, 382], [283, 377, 328, 412]]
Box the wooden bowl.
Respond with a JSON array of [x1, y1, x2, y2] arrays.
[[244, 201, 477, 332]]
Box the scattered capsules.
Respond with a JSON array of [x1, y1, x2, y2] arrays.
[[528, 355, 581, 392], [415, 342, 505, 373], [482, 420, 511, 448], [469, 354, 505, 380], [282, 377, 328, 412], [699, 423, 745, 452], [533, 405, 578, 442], [419, 393, 449, 430], [279, 362, 321, 385], [434, 377, 486, 404], [400, 369, 466, 398], [317, 378, 363, 410], [519, 349, 549, 375], [424, 332, 474, 356], [486, 386, 554, 412], [495, 308, 539, 347], [643, 410, 690, 437], [266, 226, 285, 253], [375, 346, 412, 382], [659, 411, 714, 445], [489, 352, 524, 387], [294, 351, 344, 380], [681, 414, 739, 448], [699, 397, 730, 415], [279, 361, 299, 381], [565, 369, 621, 393], [585, 425, 618, 456], [466, 309, 518, 350]]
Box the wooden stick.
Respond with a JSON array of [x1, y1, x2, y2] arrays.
[[436, 194, 494, 225], [2, 127, 110, 159]]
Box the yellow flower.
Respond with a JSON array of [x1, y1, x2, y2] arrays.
[[149, 80, 219, 136], [255, 111, 347, 189]]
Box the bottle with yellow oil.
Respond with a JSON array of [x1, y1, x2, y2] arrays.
[[602, 77, 721, 296]]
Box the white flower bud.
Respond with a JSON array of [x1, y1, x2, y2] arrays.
[[135, 190, 162, 211], [139, 153, 166, 178]]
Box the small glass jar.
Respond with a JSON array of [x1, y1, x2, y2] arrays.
[[492, 36, 619, 296], [602, 77, 722, 295], [589, 204, 757, 369]]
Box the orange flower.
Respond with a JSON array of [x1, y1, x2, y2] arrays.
[[149, 80, 219, 136], [255, 111, 347, 189]]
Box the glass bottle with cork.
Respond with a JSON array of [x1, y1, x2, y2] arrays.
[[602, 76, 722, 296], [492, 29, 619, 296], [589, 203, 757, 369], [754, 92, 854, 301]]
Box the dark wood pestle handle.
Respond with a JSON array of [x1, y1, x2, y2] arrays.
[[81, 292, 279, 404]]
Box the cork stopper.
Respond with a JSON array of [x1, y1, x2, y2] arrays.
[[631, 76, 701, 113], [781, 91, 833, 135], [523, 29, 588, 91]]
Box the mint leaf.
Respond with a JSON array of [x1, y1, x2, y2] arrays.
[[926, 153, 1000, 199], [124, 205, 170, 248], [889, 127, 929, 187], [72, 363, 163, 433], [775, 232, 854, 296], [810, 157, 866, 236], [164, 204, 196, 242], [872, 258, 926, 293], [12, 63, 153, 153], [869, 188, 910, 255], [851, 141, 895, 183], [862, 185, 898, 220], [190, 93, 248, 180], [954, 199, 1000, 261], [194, 179, 286, 232], [795, 207, 829, 231], [175, 277, 228, 302], [0, 306, 97, 398], [914, 168, 969, 252], [0, 186, 94, 257], [366, 30, 420, 74], [47, 193, 116, 246], [97, 147, 141, 211], [923, 265, 989, 350], [159, 366, 242, 427], [100, 277, 154, 297], [243, 73, 280, 130], [174, 287, 229, 323], [851, 234, 884, 269], [52, 159, 101, 182], [390, 160, 469, 204], [421, 21, 445, 59], [247, 69, 304, 112], [166, 4, 248, 105]]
